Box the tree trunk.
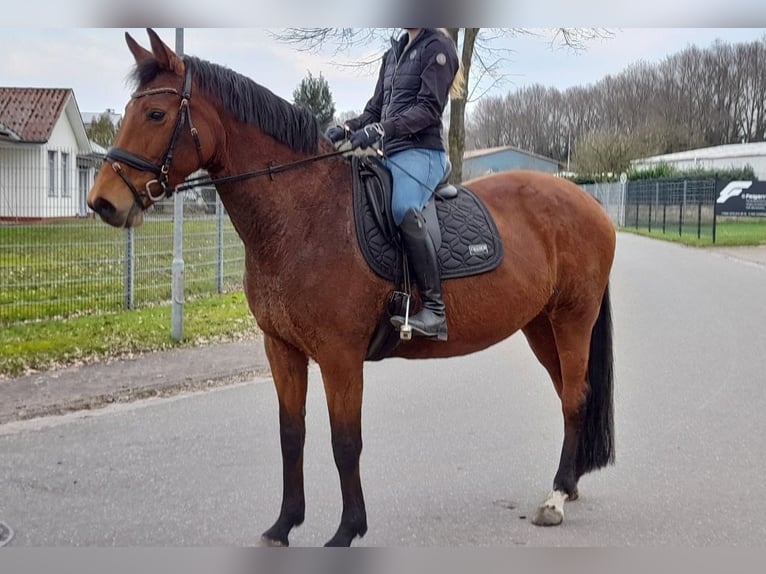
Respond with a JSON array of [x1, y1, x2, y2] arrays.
[[447, 28, 478, 184]]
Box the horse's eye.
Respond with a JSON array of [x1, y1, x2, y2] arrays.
[[147, 110, 165, 121]]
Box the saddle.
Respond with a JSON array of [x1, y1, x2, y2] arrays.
[[350, 155, 504, 361]]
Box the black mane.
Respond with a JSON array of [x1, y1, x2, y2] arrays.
[[130, 55, 320, 155]]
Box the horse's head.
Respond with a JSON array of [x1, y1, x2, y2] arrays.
[[87, 29, 220, 228]]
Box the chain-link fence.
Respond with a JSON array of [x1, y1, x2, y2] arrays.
[[0, 150, 245, 326], [582, 178, 766, 244], [581, 181, 627, 226]]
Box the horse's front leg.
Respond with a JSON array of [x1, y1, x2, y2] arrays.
[[260, 334, 309, 547], [319, 349, 367, 547]]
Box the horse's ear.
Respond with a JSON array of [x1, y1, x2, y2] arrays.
[[146, 28, 185, 76], [125, 32, 153, 64]]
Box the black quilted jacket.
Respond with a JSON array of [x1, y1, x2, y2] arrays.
[[345, 28, 459, 156]]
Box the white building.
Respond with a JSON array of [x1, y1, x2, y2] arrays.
[[631, 142, 766, 180], [0, 87, 99, 220]]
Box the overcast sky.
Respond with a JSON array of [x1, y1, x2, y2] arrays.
[[1, 28, 765, 119]]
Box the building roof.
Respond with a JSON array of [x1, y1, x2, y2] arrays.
[[633, 141, 766, 164], [464, 145, 560, 166], [0, 87, 71, 143]]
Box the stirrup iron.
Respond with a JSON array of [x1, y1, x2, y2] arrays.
[[398, 292, 412, 341]]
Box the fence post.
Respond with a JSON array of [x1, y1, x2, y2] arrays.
[[216, 193, 224, 294], [619, 180, 626, 226], [680, 180, 687, 236], [697, 202, 702, 239], [124, 227, 134, 310], [712, 176, 718, 244], [171, 28, 185, 342]]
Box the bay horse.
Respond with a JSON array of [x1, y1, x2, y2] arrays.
[[87, 29, 616, 547]]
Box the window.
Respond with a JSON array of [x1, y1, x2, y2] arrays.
[[61, 152, 70, 197], [48, 150, 57, 197]]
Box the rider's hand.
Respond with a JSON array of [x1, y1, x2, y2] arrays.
[[325, 125, 349, 143], [349, 123, 385, 150]]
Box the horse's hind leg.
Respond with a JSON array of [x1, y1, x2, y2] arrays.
[[318, 348, 367, 547], [260, 335, 309, 547], [522, 313, 563, 398], [522, 314, 573, 527], [524, 306, 600, 526]]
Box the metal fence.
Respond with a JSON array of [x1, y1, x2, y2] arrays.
[[582, 178, 765, 243], [581, 181, 627, 227], [0, 153, 245, 326]]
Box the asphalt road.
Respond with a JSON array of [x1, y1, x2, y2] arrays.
[[1, 233, 765, 546]]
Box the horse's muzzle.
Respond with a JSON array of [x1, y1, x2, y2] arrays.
[[88, 196, 143, 228]]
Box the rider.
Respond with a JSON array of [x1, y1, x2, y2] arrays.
[[326, 28, 461, 341]]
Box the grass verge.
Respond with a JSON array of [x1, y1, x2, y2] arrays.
[[0, 292, 259, 378], [620, 220, 766, 247]]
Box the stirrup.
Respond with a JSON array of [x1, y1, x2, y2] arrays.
[[398, 293, 413, 341]]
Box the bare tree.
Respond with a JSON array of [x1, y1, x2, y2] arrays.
[[466, 34, 766, 177], [573, 130, 654, 177]]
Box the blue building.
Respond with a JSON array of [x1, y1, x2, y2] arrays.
[[462, 145, 562, 181]]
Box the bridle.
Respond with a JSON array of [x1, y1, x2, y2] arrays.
[[105, 65, 204, 210], [104, 62, 356, 211]]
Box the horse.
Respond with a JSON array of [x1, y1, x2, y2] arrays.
[[87, 29, 616, 547]]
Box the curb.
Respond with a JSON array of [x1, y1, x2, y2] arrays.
[[0, 339, 270, 426]]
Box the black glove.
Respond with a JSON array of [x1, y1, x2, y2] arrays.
[[349, 123, 385, 150], [325, 125, 348, 143]]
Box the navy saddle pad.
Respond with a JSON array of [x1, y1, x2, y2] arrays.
[[351, 155, 503, 283]]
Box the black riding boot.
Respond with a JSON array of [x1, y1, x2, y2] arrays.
[[390, 209, 448, 341]]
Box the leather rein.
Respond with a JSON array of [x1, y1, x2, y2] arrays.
[[105, 65, 347, 211]]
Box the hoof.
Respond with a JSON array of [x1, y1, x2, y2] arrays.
[[531, 505, 564, 527], [259, 535, 288, 547]]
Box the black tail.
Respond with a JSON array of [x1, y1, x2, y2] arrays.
[[577, 282, 615, 476]]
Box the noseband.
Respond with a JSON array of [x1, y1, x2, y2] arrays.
[[105, 65, 204, 210]]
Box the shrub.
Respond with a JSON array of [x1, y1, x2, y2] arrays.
[[628, 163, 757, 182]]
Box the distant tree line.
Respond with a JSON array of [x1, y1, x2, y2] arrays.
[[466, 36, 766, 176]]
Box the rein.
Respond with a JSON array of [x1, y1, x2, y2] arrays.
[[175, 148, 349, 192]]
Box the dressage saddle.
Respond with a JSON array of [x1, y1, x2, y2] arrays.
[[350, 155, 504, 360]]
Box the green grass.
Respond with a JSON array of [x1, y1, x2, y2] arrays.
[[1, 217, 245, 324], [713, 220, 766, 245], [620, 219, 766, 247], [0, 291, 259, 378]]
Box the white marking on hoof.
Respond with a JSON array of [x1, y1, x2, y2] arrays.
[[531, 490, 568, 527], [259, 535, 287, 547]]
